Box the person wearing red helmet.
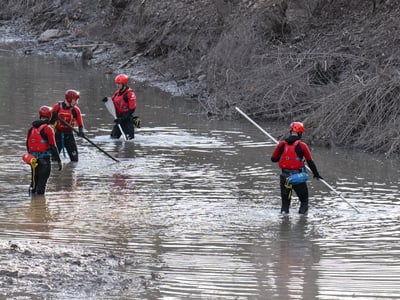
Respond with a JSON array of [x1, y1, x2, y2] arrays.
[[26, 106, 62, 195], [50, 89, 85, 162], [102, 74, 139, 140], [271, 122, 323, 214]]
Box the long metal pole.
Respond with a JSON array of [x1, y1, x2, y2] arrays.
[[235, 106, 360, 213], [56, 117, 120, 163]]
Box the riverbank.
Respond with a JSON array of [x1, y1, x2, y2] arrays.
[[1, 0, 399, 157], [0, 19, 191, 97]]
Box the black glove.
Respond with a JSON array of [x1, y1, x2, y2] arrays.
[[102, 97, 108, 103], [133, 117, 141, 128], [313, 173, 323, 180], [50, 111, 58, 124], [58, 161, 62, 171], [114, 118, 122, 124], [78, 127, 85, 138]]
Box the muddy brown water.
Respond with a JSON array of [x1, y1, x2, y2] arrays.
[[0, 53, 399, 299]]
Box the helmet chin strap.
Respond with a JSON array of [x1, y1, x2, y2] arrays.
[[118, 85, 127, 95], [65, 99, 78, 107]]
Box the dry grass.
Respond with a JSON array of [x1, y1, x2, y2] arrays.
[[308, 68, 400, 156], [203, 42, 399, 155], [197, 1, 399, 156]]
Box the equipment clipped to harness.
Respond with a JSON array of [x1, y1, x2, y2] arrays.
[[22, 153, 38, 168], [284, 171, 309, 200], [133, 116, 141, 128], [285, 171, 309, 188]]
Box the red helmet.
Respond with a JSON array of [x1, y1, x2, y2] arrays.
[[65, 89, 80, 104], [39, 106, 52, 119], [114, 74, 128, 85], [289, 122, 305, 133]]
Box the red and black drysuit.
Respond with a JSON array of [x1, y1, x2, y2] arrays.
[[110, 86, 137, 140], [26, 120, 61, 195], [51, 101, 84, 162], [271, 135, 321, 214]]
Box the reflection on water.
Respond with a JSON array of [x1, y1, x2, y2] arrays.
[[0, 53, 399, 298]]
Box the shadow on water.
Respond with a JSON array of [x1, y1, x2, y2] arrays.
[[0, 52, 399, 299]]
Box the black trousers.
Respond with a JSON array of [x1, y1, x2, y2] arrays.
[[111, 116, 135, 140], [31, 157, 51, 195], [279, 175, 309, 214], [55, 131, 78, 161]]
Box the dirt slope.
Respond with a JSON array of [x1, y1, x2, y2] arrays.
[[0, 0, 399, 156]]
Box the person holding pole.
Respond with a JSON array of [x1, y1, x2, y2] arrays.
[[270, 122, 323, 215], [25, 106, 62, 195], [102, 74, 139, 140], [50, 89, 85, 162], [235, 106, 360, 213]]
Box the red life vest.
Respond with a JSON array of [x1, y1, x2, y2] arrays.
[[53, 102, 79, 132], [112, 88, 136, 115], [27, 124, 50, 152], [278, 140, 305, 170]]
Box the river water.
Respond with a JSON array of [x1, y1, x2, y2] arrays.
[[0, 52, 399, 299]]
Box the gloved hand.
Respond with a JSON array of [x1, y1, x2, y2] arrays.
[[114, 117, 122, 124], [78, 127, 85, 138], [58, 161, 62, 171], [133, 117, 141, 128], [313, 173, 323, 180], [102, 97, 108, 103], [50, 111, 58, 124]]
